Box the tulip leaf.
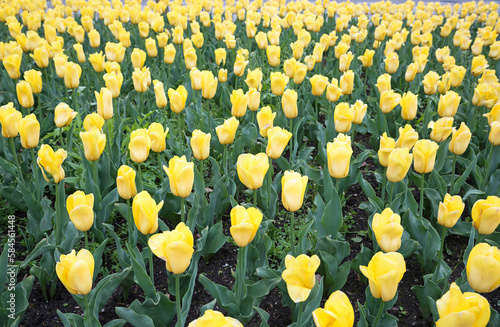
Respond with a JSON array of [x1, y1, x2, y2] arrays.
[[310, 194, 326, 238], [1, 275, 35, 325], [434, 139, 450, 173], [0, 186, 27, 211], [102, 319, 127, 327], [424, 188, 443, 219], [96, 187, 118, 230], [195, 222, 227, 262], [126, 244, 156, 300], [485, 170, 500, 197], [429, 169, 447, 197], [254, 306, 270, 327], [115, 307, 155, 327], [103, 223, 131, 269], [296, 278, 323, 327], [358, 174, 384, 212], [19, 238, 55, 269], [61, 222, 83, 253], [321, 193, 343, 239], [351, 245, 374, 279], [412, 274, 442, 319], [117, 292, 175, 326], [56, 310, 84, 327], [296, 220, 313, 255], [398, 237, 421, 258], [452, 156, 477, 195], [92, 239, 109, 282], [487, 308, 500, 327], [198, 274, 240, 314], [199, 299, 216, 316], [89, 267, 132, 320]]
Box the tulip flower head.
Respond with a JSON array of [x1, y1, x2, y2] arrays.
[[387, 148, 413, 183], [16, 114, 40, 149], [216, 117, 239, 145], [66, 191, 94, 232], [327, 136, 353, 179], [168, 85, 188, 114], [281, 171, 308, 212], [437, 194, 465, 228], [83, 113, 105, 132], [37, 144, 67, 183], [56, 249, 94, 295], [395, 124, 419, 150], [436, 282, 490, 327], [190, 130, 211, 161], [132, 191, 163, 235], [148, 222, 193, 274], [413, 139, 439, 174], [428, 117, 454, 142], [163, 156, 194, 198], [472, 196, 500, 235], [466, 243, 500, 293], [80, 128, 106, 162], [334, 102, 354, 133], [237, 153, 269, 190], [116, 165, 137, 200], [378, 133, 395, 167], [128, 129, 152, 163], [282, 254, 321, 303], [230, 89, 248, 118], [147, 122, 169, 153], [312, 291, 354, 327], [266, 126, 292, 159], [188, 310, 243, 327], [230, 205, 263, 247], [360, 251, 406, 301]]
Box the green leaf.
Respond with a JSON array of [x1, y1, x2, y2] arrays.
[[89, 268, 132, 320], [126, 244, 156, 300], [358, 174, 384, 212], [452, 156, 477, 194], [115, 307, 154, 327], [198, 274, 240, 315], [321, 193, 343, 238], [297, 278, 323, 327], [20, 238, 55, 269], [92, 239, 109, 282], [254, 306, 270, 327]]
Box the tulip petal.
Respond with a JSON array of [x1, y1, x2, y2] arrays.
[[67, 260, 92, 295], [165, 241, 194, 274]]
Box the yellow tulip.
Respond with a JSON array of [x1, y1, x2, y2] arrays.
[[88, 29, 100, 48], [264, 45, 280, 67], [379, 90, 401, 114], [24, 69, 42, 94], [157, 33, 169, 48], [214, 48, 226, 66], [256, 106, 276, 137], [66, 191, 94, 232], [80, 128, 106, 162], [266, 127, 292, 159], [310, 75, 329, 97], [334, 102, 354, 133], [247, 88, 260, 112], [335, 42, 349, 59], [438, 91, 461, 118], [405, 63, 418, 82], [83, 113, 104, 132], [132, 67, 151, 93], [73, 43, 85, 63], [395, 124, 419, 149], [413, 139, 439, 174], [471, 55, 488, 76], [293, 62, 307, 85], [105, 42, 126, 63], [387, 148, 413, 183], [282, 89, 298, 119], [230, 89, 248, 118], [245, 68, 263, 91], [190, 130, 211, 161], [87, 52, 104, 73], [237, 153, 269, 190], [153, 81, 168, 109], [116, 165, 137, 200], [313, 43, 324, 63], [201, 71, 217, 99], [16, 81, 34, 108], [230, 205, 263, 247], [163, 156, 194, 198], [37, 144, 67, 183], [340, 70, 354, 95], [422, 71, 440, 95], [376, 74, 392, 93], [233, 53, 249, 77], [164, 44, 176, 64], [399, 92, 418, 121], [304, 55, 315, 71], [360, 252, 406, 301], [147, 122, 168, 153], [103, 71, 123, 98], [489, 121, 500, 146], [95, 87, 113, 120], [449, 123, 471, 155], [132, 191, 163, 235], [54, 103, 76, 128], [291, 41, 304, 60], [384, 52, 399, 74], [371, 207, 404, 254], [282, 254, 321, 303], [62, 62, 81, 89], [216, 117, 239, 145], [184, 47, 197, 70], [138, 22, 150, 38], [224, 34, 236, 49], [270, 72, 289, 96], [16, 114, 39, 149], [145, 38, 157, 57], [281, 171, 308, 212], [326, 80, 342, 102], [484, 102, 500, 126], [437, 194, 465, 228], [172, 25, 184, 44], [218, 69, 227, 83], [466, 243, 500, 293], [436, 282, 490, 327], [129, 129, 152, 163], [168, 85, 188, 114], [428, 117, 454, 142], [30, 48, 49, 69], [56, 249, 94, 295], [131, 48, 147, 69], [327, 137, 353, 179], [358, 49, 375, 67], [472, 196, 500, 235], [188, 310, 243, 327], [378, 133, 395, 167], [313, 290, 354, 327]]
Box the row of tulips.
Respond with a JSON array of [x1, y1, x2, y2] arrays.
[[1, 0, 500, 326]]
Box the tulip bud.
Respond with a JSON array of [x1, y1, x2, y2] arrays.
[[247, 88, 260, 112], [230, 205, 263, 247], [422, 71, 440, 95], [376, 74, 392, 93], [201, 71, 218, 99], [0, 103, 22, 138], [164, 44, 176, 64], [16, 114, 39, 149], [405, 63, 418, 82], [103, 71, 123, 98], [153, 81, 168, 108], [395, 124, 419, 149], [340, 70, 354, 95], [489, 121, 500, 146], [184, 47, 197, 70], [360, 252, 406, 301], [245, 68, 263, 91], [471, 55, 488, 76], [436, 282, 490, 326], [428, 117, 454, 142], [214, 48, 226, 66], [16, 81, 34, 108], [168, 85, 188, 114], [400, 92, 418, 120], [387, 148, 413, 183], [145, 38, 157, 57], [131, 48, 147, 69], [216, 117, 239, 145], [73, 43, 85, 63], [163, 156, 194, 198], [282, 254, 320, 303], [83, 113, 104, 132], [270, 72, 289, 96], [384, 52, 399, 74], [66, 191, 94, 232], [358, 49, 375, 67], [147, 122, 168, 153], [334, 102, 354, 133], [37, 144, 67, 183], [62, 62, 82, 89], [218, 69, 227, 83], [266, 45, 280, 67], [230, 89, 248, 118], [372, 208, 404, 252], [310, 75, 329, 97], [413, 139, 439, 174], [149, 222, 193, 274], [282, 89, 298, 119], [129, 129, 152, 163], [449, 123, 471, 155], [56, 249, 94, 295], [266, 127, 292, 159], [379, 90, 401, 114], [80, 128, 106, 162], [256, 106, 276, 137], [281, 171, 308, 212], [30, 48, 49, 69], [88, 30, 100, 48], [378, 133, 395, 167], [472, 196, 500, 235], [132, 67, 151, 93], [237, 153, 269, 190], [54, 103, 76, 128], [327, 137, 353, 179], [132, 191, 163, 235], [190, 130, 211, 161], [466, 243, 500, 293], [24, 69, 42, 94], [438, 91, 461, 117], [116, 165, 137, 200], [95, 88, 113, 120], [438, 194, 465, 228]]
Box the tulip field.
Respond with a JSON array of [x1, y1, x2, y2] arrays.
[[2, 0, 500, 326]]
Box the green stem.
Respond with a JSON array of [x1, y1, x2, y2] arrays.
[[177, 113, 183, 152], [351, 123, 357, 144], [289, 118, 294, 163], [105, 120, 112, 156], [83, 294, 90, 324], [140, 92, 144, 113], [223, 144, 228, 177], [449, 153, 457, 195], [73, 88, 78, 112], [372, 300, 385, 327], [296, 301, 304, 325], [36, 94, 42, 123], [137, 163, 143, 192], [383, 113, 389, 137], [181, 197, 186, 223], [127, 199, 133, 246], [236, 245, 248, 304], [381, 167, 387, 204], [315, 99, 319, 121], [149, 234, 155, 285], [85, 231, 89, 249], [290, 211, 295, 256], [158, 152, 164, 183], [9, 138, 25, 183], [268, 157, 272, 211], [476, 233, 486, 246], [439, 227, 447, 262], [175, 273, 182, 327], [335, 177, 340, 195], [55, 182, 61, 244], [92, 160, 99, 188], [31, 148, 40, 200], [388, 181, 395, 205], [482, 145, 494, 190], [419, 173, 425, 220]]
